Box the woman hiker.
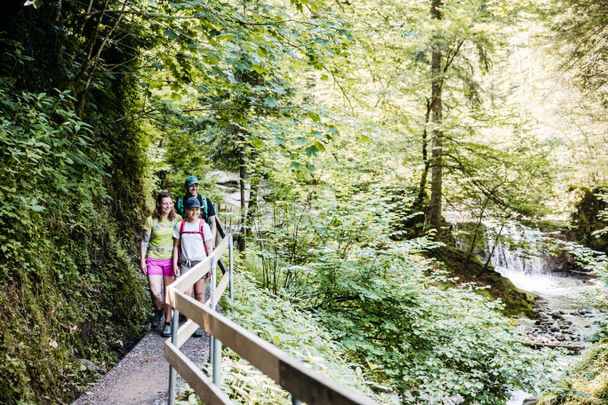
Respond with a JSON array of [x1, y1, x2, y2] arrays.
[[172, 196, 215, 337], [141, 191, 181, 337]]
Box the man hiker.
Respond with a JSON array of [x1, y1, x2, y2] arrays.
[[175, 175, 217, 239]]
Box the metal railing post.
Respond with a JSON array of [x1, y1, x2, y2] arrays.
[[209, 258, 222, 385], [212, 335, 222, 385], [168, 308, 180, 405], [209, 257, 215, 365], [228, 233, 234, 300]]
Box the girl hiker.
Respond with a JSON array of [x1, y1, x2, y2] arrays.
[[141, 192, 181, 337], [172, 196, 214, 337]]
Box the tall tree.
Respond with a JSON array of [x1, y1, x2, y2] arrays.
[[429, 0, 444, 231]]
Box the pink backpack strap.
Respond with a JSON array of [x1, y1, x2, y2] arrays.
[[199, 221, 209, 257], [179, 219, 186, 237]]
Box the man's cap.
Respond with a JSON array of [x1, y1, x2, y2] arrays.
[[185, 197, 201, 210], [184, 175, 199, 186]]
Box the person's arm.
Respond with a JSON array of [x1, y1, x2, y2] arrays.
[[173, 238, 180, 277], [141, 230, 150, 274], [206, 198, 218, 239], [205, 239, 214, 256], [209, 215, 217, 240]]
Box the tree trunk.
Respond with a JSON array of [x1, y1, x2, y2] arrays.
[[481, 223, 505, 274], [416, 99, 432, 207], [429, 0, 444, 232]]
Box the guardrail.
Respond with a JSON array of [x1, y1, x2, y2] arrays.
[[164, 223, 378, 405]]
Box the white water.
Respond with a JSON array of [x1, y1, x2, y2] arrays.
[[486, 223, 598, 308]]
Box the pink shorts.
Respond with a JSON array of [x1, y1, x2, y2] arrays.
[[146, 258, 173, 277]]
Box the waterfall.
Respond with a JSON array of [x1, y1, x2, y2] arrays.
[[485, 223, 548, 275], [480, 222, 590, 299]]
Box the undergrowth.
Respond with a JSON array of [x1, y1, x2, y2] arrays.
[[174, 272, 393, 404], [0, 73, 147, 403]]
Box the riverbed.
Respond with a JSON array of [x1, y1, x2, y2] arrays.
[[485, 227, 605, 404]]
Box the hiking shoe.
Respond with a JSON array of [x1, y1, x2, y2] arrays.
[[192, 328, 203, 338], [162, 323, 171, 337], [151, 308, 163, 329]]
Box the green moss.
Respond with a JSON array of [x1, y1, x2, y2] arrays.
[[0, 212, 148, 404], [0, 40, 149, 403], [428, 246, 536, 317], [567, 186, 608, 254]]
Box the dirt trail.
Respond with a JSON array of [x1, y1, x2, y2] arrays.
[[73, 332, 210, 405]]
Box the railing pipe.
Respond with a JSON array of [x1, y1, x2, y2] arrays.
[[168, 308, 180, 405], [209, 257, 215, 365], [228, 234, 234, 301], [212, 337, 222, 385], [210, 257, 222, 384]]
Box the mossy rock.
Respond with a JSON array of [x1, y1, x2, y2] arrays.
[[567, 186, 608, 254], [428, 246, 536, 317]]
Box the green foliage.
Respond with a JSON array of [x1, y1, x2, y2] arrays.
[[241, 162, 550, 402], [1, 0, 601, 404], [538, 344, 608, 405], [0, 3, 149, 402], [566, 187, 608, 254], [550, 0, 608, 106], [310, 240, 550, 403], [223, 272, 391, 404], [0, 79, 148, 404]]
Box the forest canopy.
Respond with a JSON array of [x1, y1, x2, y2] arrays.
[[1, 0, 608, 404]]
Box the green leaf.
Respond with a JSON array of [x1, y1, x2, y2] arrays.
[[249, 64, 266, 74], [264, 97, 278, 108], [306, 111, 321, 123], [305, 145, 318, 157], [29, 204, 45, 212]]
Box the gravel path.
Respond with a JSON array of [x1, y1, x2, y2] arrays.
[[73, 332, 210, 405]]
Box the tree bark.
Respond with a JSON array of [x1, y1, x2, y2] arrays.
[[429, 0, 444, 232], [416, 98, 432, 207]]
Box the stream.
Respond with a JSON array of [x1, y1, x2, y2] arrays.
[[480, 224, 604, 405]]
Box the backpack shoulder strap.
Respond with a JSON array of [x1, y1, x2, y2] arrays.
[[177, 196, 185, 216], [179, 219, 186, 237], [198, 195, 208, 220], [199, 220, 209, 256]]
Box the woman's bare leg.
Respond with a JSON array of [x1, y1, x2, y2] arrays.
[[163, 275, 175, 322], [148, 276, 163, 310]]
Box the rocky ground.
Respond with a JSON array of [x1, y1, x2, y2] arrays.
[[525, 298, 594, 351]]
